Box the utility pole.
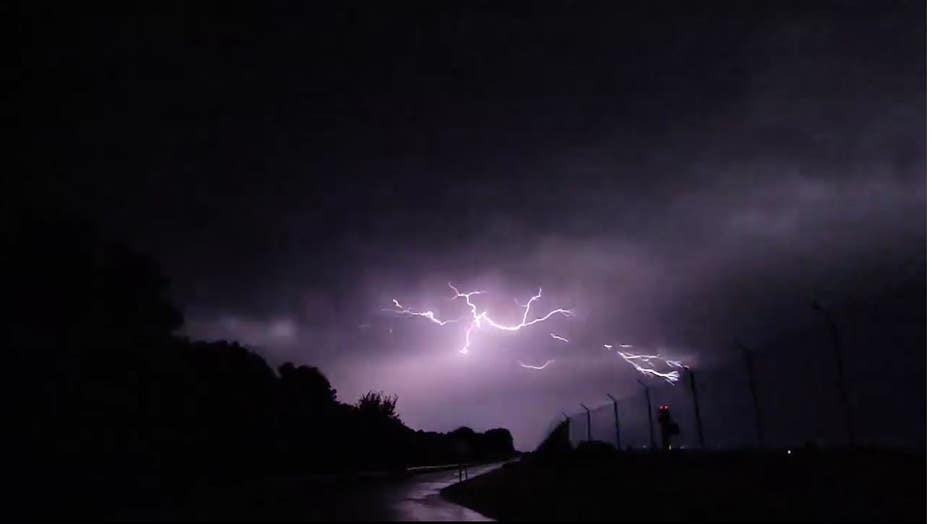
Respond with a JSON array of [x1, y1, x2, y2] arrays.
[[685, 367, 705, 449], [607, 394, 621, 450], [638, 379, 656, 450], [580, 403, 592, 442], [738, 343, 764, 449], [812, 301, 855, 447]]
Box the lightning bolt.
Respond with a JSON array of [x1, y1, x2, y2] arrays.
[[447, 284, 483, 354], [473, 287, 573, 332], [617, 351, 663, 362], [387, 283, 572, 355], [549, 333, 569, 343], [449, 283, 572, 354], [519, 359, 556, 370], [384, 299, 459, 326], [616, 351, 680, 385]]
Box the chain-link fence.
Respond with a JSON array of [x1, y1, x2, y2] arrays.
[[551, 252, 924, 452], [558, 375, 737, 450], [561, 330, 923, 451], [566, 380, 700, 450], [562, 352, 825, 451]]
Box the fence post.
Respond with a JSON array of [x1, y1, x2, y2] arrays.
[[686, 367, 706, 449], [812, 301, 855, 448], [580, 403, 592, 442], [738, 343, 764, 449], [638, 380, 655, 450], [607, 393, 621, 450]]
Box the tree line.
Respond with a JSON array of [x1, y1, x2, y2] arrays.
[[4, 210, 514, 516]]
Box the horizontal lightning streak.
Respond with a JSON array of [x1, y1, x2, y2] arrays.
[[550, 333, 569, 343], [384, 299, 459, 326], [617, 351, 662, 362], [616, 351, 680, 385], [519, 359, 556, 370]]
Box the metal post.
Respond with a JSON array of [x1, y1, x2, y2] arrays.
[[812, 301, 855, 447], [685, 367, 706, 449], [738, 343, 764, 449], [562, 411, 571, 442], [580, 403, 592, 442], [638, 380, 655, 450], [607, 394, 621, 450]]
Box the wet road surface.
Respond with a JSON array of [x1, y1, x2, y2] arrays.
[[380, 463, 502, 521], [154, 462, 504, 521]]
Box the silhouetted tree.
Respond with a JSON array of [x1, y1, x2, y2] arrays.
[[357, 391, 400, 422], [279, 363, 338, 406], [480, 428, 516, 458], [5, 209, 519, 518]]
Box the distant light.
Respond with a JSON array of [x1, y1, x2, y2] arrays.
[[787, 450, 792, 455]]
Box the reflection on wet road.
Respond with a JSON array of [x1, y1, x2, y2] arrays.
[[381, 463, 503, 521], [154, 462, 505, 521]]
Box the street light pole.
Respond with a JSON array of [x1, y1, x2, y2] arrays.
[[638, 379, 656, 450], [812, 301, 855, 447], [607, 394, 621, 450]]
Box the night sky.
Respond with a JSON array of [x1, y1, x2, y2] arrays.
[[16, 1, 925, 450]]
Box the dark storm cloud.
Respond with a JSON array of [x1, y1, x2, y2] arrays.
[[18, 1, 924, 448]]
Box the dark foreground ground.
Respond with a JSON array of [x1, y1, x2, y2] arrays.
[[145, 463, 502, 521], [17, 462, 504, 521], [441, 448, 924, 521]]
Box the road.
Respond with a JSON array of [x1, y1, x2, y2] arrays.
[[150, 462, 505, 521], [380, 462, 502, 521]]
